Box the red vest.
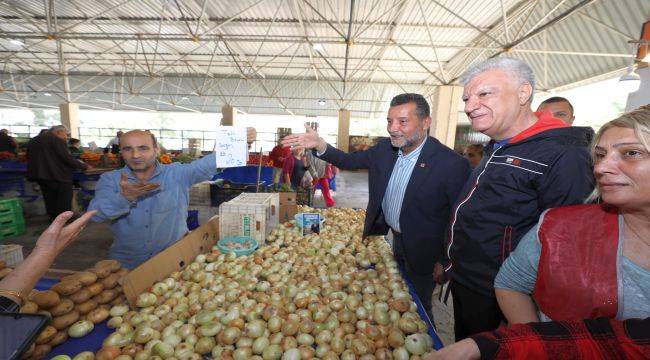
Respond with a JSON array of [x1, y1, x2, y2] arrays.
[[533, 204, 619, 321]]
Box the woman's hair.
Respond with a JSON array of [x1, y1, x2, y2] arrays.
[[587, 104, 650, 202]]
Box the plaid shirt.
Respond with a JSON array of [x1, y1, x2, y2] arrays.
[[472, 317, 650, 360]]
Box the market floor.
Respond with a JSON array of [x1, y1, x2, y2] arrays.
[[8, 169, 456, 345]]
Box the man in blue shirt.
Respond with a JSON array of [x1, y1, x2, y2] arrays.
[[89, 129, 255, 269]]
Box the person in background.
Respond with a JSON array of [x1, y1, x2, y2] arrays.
[[282, 93, 470, 321], [0, 210, 97, 312], [425, 317, 649, 359], [27, 125, 89, 222], [106, 130, 123, 154], [89, 128, 256, 269], [269, 140, 291, 188], [68, 138, 83, 157], [305, 149, 336, 207], [462, 144, 484, 169], [445, 57, 594, 340], [282, 147, 309, 190], [0, 128, 18, 155], [494, 105, 650, 327], [536, 96, 575, 124], [537, 96, 595, 143]]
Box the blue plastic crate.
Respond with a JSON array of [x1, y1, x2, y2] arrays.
[[216, 236, 258, 256]]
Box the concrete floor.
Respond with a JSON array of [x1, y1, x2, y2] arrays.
[[7, 169, 455, 345]]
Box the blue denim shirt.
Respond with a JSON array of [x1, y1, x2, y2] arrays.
[[89, 153, 217, 269]]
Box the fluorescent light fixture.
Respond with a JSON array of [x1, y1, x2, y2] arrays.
[[9, 39, 24, 46], [312, 43, 324, 52], [318, 98, 326, 106], [619, 65, 641, 93], [43, 92, 52, 97]]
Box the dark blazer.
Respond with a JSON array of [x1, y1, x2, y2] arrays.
[[27, 132, 88, 182], [318, 136, 470, 275]]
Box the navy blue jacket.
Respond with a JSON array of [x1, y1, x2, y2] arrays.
[[318, 136, 470, 276], [446, 126, 595, 297]]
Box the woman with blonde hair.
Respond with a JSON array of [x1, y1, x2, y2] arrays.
[[426, 105, 650, 359]]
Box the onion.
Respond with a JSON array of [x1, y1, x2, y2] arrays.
[[233, 347, 253, 360], [262, 344, 283, 360], [393, 346, 410, 360], [219, 327, 241, 345], [405, 333, 431, 355], [281, 348, 300, 360], [296, 333, 314, 346], [151, 341, 174, 359], [388, 328, 406, 348], [246, 320, 266, 339], [267, 316, 283, 333], [252, 336, 269, 354], [398, 317, 418, 334]]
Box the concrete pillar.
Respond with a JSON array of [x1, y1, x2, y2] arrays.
[[337, 109, 350, 152], [59, 102, 79, 138], [430, 85, 463, 148], [221, 105, 236, 126]]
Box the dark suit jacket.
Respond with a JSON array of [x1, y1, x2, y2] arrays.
[[318, 136, 470, 275], [27, 132, 88, 182]]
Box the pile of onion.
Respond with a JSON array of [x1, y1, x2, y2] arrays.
[[95, 207, 434, 359]]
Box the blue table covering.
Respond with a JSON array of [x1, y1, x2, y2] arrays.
[[212, 166, 273, 184]]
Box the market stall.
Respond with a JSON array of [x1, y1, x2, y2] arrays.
[[20, 203, 442, 359]]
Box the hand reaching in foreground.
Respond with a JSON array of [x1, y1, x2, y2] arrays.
[[281, 123, 327, 153], [423, 339, 481, 360], [120, 172, 160, 202], [34, 210, 98, 258]]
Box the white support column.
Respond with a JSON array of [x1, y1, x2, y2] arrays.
[[430, 85, 463, 148], [59, 102, 80, 138], [337, 109, 350, 152], [221, 105, 236, 126]]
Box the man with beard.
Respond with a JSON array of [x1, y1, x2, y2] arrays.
[[282, 93, 470, 320]]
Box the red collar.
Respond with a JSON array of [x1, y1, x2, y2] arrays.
[[509, 111, 570, 144]]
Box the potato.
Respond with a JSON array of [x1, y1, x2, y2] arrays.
[[50, 298, 75, 317], [96, 259, 121, 272], [75, 299, 98, 315], [62, 271, 98, 286], [68, 319, 94, 338], [20, 301, 39, 314], [0, 267, 13, 279], [35, 325, 57, 344], [110, 295, 127, 306], [88, 266, 112, 279], [101, 273, 122, 290], [48, 330, 68, 347], [52, 310, 80, 330], [31, 344, 52, 359], [115, 268, 128, 277], [0, 259, 5, 269], [68, 288, 92, 304], [51, 280, 83, 296], [72, 351, 95, 360], [93, 289, 118, 305], [86, 307, 110, 324], [32, 290, 61, 309], [37, 310, 52, 318], [86, 282, 105, 296]]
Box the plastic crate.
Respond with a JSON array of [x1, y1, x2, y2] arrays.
[[0, 224, 25, 239], [0, 212, 25, 228], [209, 180, 268, 207], [219, 194, 276, 244], [0, 244, 23, 266], [296, 186, 313, 206], [0, 198, 22, 215]]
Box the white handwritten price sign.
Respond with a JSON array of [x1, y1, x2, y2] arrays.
[[215, 126, 247, 168]]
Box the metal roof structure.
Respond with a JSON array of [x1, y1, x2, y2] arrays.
[[0, 0, 647, 117]]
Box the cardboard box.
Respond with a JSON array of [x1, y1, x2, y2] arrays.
[[279, 192, 298, 223], [122, 216, 220, 307]]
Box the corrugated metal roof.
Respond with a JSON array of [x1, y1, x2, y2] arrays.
[[0, 0, 647, 117]]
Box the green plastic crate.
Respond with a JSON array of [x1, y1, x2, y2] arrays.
[[0, 198, 22, 215], [0, 213, 25, 229], [0, 224, 25, 239]]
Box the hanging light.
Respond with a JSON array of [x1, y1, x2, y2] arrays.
[[318, 98, 326, 106], [619, 65, 641, 93]]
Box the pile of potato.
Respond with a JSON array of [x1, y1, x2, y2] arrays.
[[20, 259, 129, 359]]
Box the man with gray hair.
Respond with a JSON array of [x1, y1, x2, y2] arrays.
[[442, 57, 594, 340], [27, 125, 89, 222]]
